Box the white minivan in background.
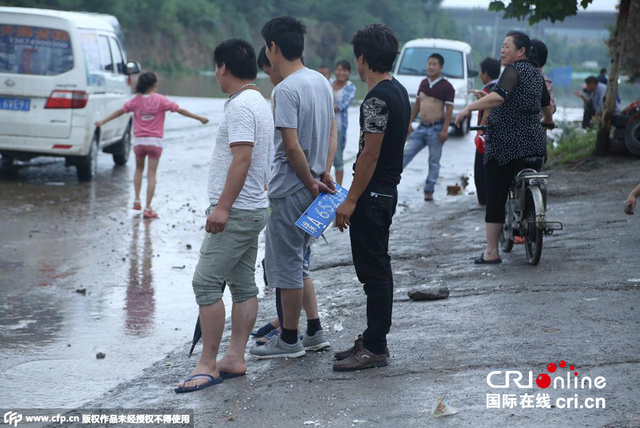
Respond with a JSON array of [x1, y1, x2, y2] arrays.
[[393, 38, 478, 135], [0, 7, 141, 181]]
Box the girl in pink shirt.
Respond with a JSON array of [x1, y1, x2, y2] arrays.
[[96, 72, 208, 218]]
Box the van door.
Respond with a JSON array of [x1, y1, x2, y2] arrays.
[[95, 33, 120, 142], [0, 23, 76, 139], [107, 35, 129, 139]]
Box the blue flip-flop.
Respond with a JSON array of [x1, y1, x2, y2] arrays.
[[219, 371, 246, 379], [174, 373, 223, 393]]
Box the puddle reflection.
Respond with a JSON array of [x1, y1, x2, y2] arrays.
[[124, 217, 156, 337]]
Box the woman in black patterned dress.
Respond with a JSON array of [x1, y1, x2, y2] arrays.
[[455, 31, 554, 264]]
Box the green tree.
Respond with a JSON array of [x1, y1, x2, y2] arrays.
[[488, 0, 631, 156], [488, 0, 594, 24], [2, 0, 461, 72]]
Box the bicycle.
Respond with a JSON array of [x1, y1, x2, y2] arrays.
[[471, 124, 563, 265]]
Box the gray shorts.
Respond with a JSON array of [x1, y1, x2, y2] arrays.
[[265, 187, 313, 289], [192, 205, 268, 305]]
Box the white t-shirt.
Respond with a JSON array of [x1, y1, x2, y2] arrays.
[[207, 89, 274, 209]]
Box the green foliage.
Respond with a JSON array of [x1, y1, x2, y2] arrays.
[[547, 123, 597, 165], [1, 0, 461, 71], [488, 0, 594, 24]]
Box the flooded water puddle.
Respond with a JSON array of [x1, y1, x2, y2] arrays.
[[0, 97, 271, 408]]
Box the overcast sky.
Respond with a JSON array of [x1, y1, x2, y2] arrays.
[[441, 0, 618, 12]]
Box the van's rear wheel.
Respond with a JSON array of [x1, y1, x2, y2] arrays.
[[112, 122, 132, 166], [77, 136, 98, 182]]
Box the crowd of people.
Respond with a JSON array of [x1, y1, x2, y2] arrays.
[[95, 15, 632, 394], [164, 18, 412, 393]]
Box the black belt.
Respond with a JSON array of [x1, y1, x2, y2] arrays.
[[419, 119, 444, 127]]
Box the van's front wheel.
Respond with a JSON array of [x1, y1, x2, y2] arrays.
[[77, 136, 98, 182]]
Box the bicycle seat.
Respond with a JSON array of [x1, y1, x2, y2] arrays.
[[514, 156, 544, 172]]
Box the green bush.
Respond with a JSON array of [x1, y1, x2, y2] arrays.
[[547, 123, 597, 166]]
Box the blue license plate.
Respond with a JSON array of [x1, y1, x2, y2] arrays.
[[0, 98, 30, 111]]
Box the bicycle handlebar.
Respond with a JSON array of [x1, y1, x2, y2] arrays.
[[470, 122, 555, 132]]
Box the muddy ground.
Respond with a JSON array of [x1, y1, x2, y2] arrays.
[[1, 97, 638, 427]]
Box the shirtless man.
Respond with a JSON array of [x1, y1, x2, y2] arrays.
[[402, 53, 455, 201]]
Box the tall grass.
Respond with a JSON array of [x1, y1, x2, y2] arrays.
[[547, 123, 597, 166]]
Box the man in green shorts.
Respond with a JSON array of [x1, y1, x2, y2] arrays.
[[175, 39, 273, 393]]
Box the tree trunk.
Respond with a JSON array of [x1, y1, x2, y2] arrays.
[[595, 0, 630, 156]]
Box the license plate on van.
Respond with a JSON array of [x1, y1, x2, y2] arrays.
[[0, 98, 30, 111]]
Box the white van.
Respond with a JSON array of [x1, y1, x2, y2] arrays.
[[0, 7, 141, 181], [393, 38, 478, 135]]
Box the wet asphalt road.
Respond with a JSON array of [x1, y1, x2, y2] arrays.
[[4, 93, 626, 428], [0, 96, 481, 409], [71, 146, 639, 428], [0, 97, 232, 407]]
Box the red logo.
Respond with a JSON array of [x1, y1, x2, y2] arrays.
[[536, 360, 578, 388]]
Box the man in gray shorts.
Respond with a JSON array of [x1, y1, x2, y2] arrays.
[[176, 39, 273, 393], [251, 16, 336, 359]]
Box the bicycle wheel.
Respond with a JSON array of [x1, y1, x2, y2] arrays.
[[524, 191, 543, 265]]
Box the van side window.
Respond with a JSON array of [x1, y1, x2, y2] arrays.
[[79, 30, 104, 86], [98, 35, 113, 72], [109, 37, 125, 74]]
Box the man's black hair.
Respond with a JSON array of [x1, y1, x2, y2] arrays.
[[335, 60, 351, 72], [530, 39, 548, 68], [429, 53, 445, 67], [351, 24, 399, 73], [257, 46, 270, 71], [135, 71, 157, 94], [479, 57, 501, 80], [261, 16, 306, 61], [600, 68, 607, 74], [506, 30, 532, 58], [213, 39, 257, 80], [585, 76, 598, 85]]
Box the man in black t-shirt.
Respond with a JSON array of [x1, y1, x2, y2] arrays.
[[334, 24, 411, 372]]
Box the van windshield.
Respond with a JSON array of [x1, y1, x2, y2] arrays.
[[0, 24, 73, 75], [397, 47, 464, 79]]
